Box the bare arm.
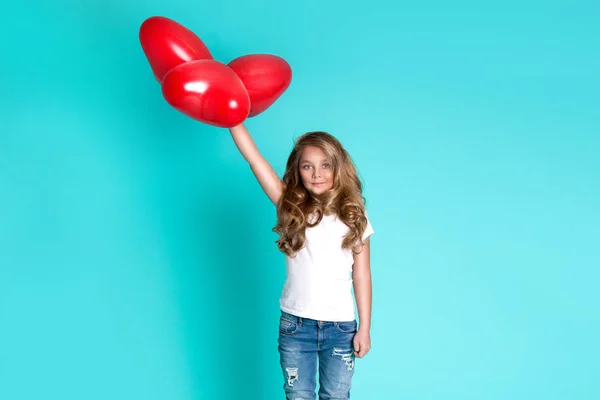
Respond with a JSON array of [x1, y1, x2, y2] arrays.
[[228, 124, 284, 205], [352, 238, 372, 357]]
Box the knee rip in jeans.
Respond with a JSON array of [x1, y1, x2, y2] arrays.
[[285, 367, 299, 386], [332, 348, 355, 371]]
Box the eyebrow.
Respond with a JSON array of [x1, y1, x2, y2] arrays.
[[300, 159, 330, 163]]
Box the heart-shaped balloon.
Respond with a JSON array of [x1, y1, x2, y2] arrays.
[[139, 16, 213, 83], [227, 54, 292, 117], [161, 59, 251, 128]]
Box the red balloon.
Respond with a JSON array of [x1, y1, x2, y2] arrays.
[[139, 16, 213, 83], [227, 54, 292, 117], [161, 60, 251, 128]]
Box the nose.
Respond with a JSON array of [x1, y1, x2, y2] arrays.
[[312, 168, 320, 178]]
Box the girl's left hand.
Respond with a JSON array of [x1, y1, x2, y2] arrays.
[[353, 329, 371, 358]]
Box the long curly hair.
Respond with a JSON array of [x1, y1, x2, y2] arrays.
[[273, 131, 368, 257]]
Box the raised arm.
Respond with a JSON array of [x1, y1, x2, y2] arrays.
[[228, 124, 284, 206]]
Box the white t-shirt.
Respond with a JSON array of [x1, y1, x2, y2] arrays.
[[279, 212, 374, 322]]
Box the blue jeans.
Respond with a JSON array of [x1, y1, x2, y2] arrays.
[[278, 310, 357, 400]]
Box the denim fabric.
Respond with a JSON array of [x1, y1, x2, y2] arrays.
[[278, 310, 357, 400]]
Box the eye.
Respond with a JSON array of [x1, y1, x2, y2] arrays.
[[323, 163, 330, 168], [302, 165, 311, 169]]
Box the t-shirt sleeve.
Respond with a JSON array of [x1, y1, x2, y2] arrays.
[[362, 214, 374, 241]]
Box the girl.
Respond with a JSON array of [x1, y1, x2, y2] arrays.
[[228, 123, 374, 399]]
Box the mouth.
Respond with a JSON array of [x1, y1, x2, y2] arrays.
[[312, 182, 326, 187]]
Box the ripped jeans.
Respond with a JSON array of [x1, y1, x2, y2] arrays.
[[278, 310, 357, 400]]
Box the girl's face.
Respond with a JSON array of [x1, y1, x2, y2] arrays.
[[299, 145, 334, 195]]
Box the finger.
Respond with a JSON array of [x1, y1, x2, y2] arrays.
[[356, 343, 364, 358], [359, 344, 371, 358]]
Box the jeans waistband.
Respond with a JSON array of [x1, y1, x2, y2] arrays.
[[280, 310, 350, 325]]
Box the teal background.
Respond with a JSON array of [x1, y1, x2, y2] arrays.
[[1, 0, 599, 399]]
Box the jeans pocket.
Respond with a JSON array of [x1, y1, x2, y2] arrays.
[[279, 317, 300, 335], [334, 320, 357, 333]]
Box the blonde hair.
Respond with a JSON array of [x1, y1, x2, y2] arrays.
[[273, 131, 368, 257]]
